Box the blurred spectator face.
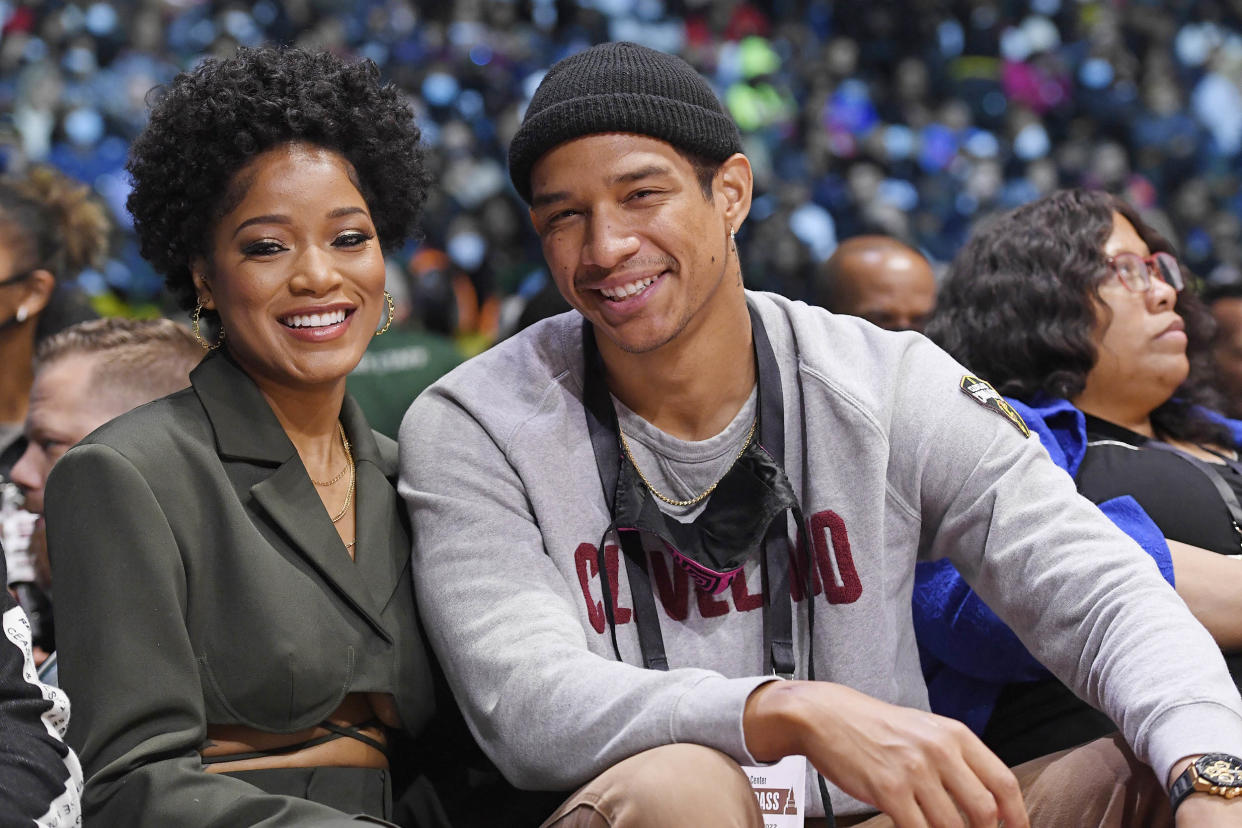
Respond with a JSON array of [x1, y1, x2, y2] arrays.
[[1090, 141, 1130, 189], [817, 237, 936, 332], [1144, 75, 1181, 115], [846, 162, 882, 203], [1174, 179, 1213, 225], [1082, 212, 1188, 407], [10, 353, 106, 514], [825, 37, 859, 77], [1210, 296, 1242, 417], [1026, 159, 1059, 196], [965, 159, 1002, 201], [895, 58, 929, 104]]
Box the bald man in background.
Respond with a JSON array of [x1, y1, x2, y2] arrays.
[[814, 235, 937, 332]]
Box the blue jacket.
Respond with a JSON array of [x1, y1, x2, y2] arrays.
[[913, 394, 1177, 734]]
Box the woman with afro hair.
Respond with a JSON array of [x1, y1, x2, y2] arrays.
[[44, 47, 448, 826], [915, 189, 1242, 768]]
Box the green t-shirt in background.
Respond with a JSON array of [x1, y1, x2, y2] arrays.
[[347, 329, 464, 439]]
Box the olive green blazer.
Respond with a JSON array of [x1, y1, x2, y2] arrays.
[[46, 350, 432, 826]]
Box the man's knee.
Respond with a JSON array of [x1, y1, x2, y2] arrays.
[[623, 744, 758, 813], [1017, 733, 1172, 827], [544, 744, 762, 827]]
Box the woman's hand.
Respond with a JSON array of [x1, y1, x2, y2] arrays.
[[744, 681, 1028, 828]]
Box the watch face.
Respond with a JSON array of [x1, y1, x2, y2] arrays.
[[1197, 754, 1242, 788]]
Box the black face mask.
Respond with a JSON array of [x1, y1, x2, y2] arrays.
[[612, 438, 800, 595], [581, 301, 808, 678]]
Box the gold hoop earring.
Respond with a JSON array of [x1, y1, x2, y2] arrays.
[[191, 302, 225, 351], [375, 290, 395, 337]]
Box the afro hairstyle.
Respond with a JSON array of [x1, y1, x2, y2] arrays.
[[126, 46, 428, 311]]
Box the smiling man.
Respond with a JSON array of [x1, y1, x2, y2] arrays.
[[400, 42, 1242, 827]]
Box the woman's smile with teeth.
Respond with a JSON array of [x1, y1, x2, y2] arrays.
[[282, 309, 348, 328], [599, 275, 657, 301]]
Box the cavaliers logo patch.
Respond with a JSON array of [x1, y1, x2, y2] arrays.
[[959, 375, 1030, 438]]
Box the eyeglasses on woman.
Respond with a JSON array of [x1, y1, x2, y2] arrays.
[[1106, 251, 1184, 294]]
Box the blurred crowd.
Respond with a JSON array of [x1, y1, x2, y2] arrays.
[[2, 0, 1242, 335], [3, 5, 1242, 821]]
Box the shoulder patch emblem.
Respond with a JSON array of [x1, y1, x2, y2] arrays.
[[959, 375, 1031, 438]]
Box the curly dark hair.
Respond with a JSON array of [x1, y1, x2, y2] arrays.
[[928, 188, 1229, 445], [0, 166, 106, 343], [126, 47, 428, 312]]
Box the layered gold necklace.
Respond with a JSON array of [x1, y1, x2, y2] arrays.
[[311, 422, 355, 525], [618, 418, 757, 508]]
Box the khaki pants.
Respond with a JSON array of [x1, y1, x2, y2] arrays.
[[541, 734, 1172, 828]]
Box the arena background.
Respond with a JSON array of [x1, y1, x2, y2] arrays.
[[1, 0, 1240, 346]]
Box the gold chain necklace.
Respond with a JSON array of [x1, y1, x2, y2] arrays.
[[618, 418, 757, 508], [311, 423, 351, 487], [328, 430, 355, 524]]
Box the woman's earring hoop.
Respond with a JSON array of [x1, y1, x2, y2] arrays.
[[375, 290, 395, 337], [192, 302, 225, 351]]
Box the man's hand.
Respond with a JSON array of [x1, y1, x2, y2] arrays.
[[744, 681, 1027, 828], [1176, 796, 1242, 826]]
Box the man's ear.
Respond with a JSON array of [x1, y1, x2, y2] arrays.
[[190, 259, 215, 310], [716, 153, 753, 235]]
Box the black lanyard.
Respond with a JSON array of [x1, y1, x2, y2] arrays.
[[581, 302, 800, 678]]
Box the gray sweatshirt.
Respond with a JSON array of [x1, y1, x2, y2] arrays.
[[399, 291, 1242, 817]]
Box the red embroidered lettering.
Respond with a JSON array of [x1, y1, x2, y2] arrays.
[[810, 510, 862, 604], [575, 542, 633, 630], [696, 586, 730, 618], [730, 568, 764, 612], [648, 550, 690, 621], [574, 543, 605, 634]]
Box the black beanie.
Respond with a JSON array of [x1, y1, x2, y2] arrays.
[[508, 41, 743, 203]]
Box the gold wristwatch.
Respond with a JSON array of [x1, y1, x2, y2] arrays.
[[1170, 754, 1242, 813]]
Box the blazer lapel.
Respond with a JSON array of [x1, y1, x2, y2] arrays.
[[191, 352, 394, 642], [192, 350, 293, 465], [250, 463, 393, 643], [342, 397, 409, 614]]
